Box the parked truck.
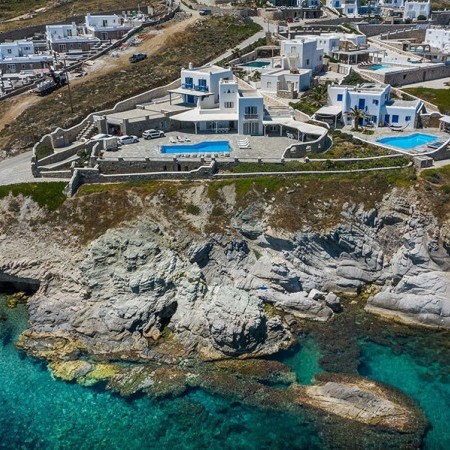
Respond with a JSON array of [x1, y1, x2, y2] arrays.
[[34, 65, 68, 96]]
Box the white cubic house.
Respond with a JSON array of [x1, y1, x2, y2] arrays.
[[378, 0, 404, 7], [280, 38, 324, 73], [403, 1, 431, 20], [424, 28, 450, 51], [260, 68, 312, 96], [46, 23, 100, 53], [169, 64, 264, 135], [84, 14, 134, 41], [326, 0, 359, 17], [316, 83, 424, 128], [0, 41, 52, 74]]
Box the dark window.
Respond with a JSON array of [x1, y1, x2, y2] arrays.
[[337, 94, 343, 101], [392, 115, 399, 123]]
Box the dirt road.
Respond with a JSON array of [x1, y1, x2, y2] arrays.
[[0, 12, 198, 133]]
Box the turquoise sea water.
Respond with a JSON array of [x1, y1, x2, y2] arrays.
[[0, 295, 322, 450], [1, 294, 449, 449], [359, 339, 450, 450]]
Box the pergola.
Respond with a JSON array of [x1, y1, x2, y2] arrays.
[[313, 105, 343, 127], [167, 87, 215, 105], [170, 109, 238, 134], [439, 116, 450, 134], [332, 48, 385, 65]]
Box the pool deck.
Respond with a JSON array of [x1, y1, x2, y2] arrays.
[[102, 131, 296, 161], [346, 126, 450, 155]]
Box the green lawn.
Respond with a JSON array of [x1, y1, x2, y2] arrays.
[[403, 87, 450, 114], [0, 183, 67, 210]]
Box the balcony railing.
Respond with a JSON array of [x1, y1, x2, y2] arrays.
[[194, 84, 209, 92], [182, 83, 193, 89], [244, 114, 259, 120]]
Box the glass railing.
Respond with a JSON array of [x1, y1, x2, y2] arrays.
[[244, 114, 259, 119], [194, 84, 209, 92]]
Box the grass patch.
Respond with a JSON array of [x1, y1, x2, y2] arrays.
[[0, 16, 261, 156], [186, 203, 201, 215], [35, 144, 54, 160], [0, 182, 66, 210], [403, 87, 450, 114], [226, 157, 410, 173]]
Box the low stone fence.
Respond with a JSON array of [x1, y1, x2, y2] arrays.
[[64, 161, 217, 197], [284, 134, 332, 158]]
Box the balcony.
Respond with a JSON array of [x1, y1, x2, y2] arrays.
[[194, 84, 209, 92], [244, 114, 259, 120], [182, 83, 194, 89]]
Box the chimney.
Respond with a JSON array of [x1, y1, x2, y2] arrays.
[[188, 62, 194, 70]]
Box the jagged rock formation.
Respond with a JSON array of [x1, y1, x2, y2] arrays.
[[0, 184, 449, 366]]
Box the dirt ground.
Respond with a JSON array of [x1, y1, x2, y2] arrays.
[[0, 12, 198, 133]]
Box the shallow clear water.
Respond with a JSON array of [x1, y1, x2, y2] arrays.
[[0, 296, 322, 450], [377, 133, 438, 149], [371, 64, 391, 71], [160, 141, 230, 154], [276, 336, 323, 385], [241, 61, 270, 68], [359, 339, 450, 450]]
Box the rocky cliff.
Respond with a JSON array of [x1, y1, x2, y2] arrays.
[[0, 177, 449, 364]]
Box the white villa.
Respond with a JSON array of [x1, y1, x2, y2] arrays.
[[84, 14, 134, 40], [0, 41, 52, 74], [424, 28, 450, 52], [378, 0, 404, 7], [46, 23, 100, 53], [168, 64, 264, 135], [326, 0, 359, 17], [315, 83, 424, 128], [279, 38, 324, 73], [403, 1, 431, 20], [260, 68, 312, 95]]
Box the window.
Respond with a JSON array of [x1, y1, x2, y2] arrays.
[[224, 102, 234, 108], [7, 49, 12, 54], [306, 59, 310, 65], [405, 116, 411, 121], [267, 81, 272, 89], [245, 106, 258, 115], [392, 115, 399, 123], [337, 94, 343, 101], [373, 99, 379, 105]]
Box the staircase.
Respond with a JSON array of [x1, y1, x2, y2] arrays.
[[76, 121, 96, 142]]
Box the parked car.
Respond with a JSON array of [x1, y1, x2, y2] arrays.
[[142, 129, 165, 140], [117, 135, 139, 145], [91, 133, 113, 141], [293, 17, 301, 23], [129, 53, 147, 63], [199, 9, 212, 15]]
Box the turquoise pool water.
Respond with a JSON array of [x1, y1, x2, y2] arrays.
[[371, 64, 391, 70], [241, 61, 270, 68], [161, 141, 230, 154], [377, 133, 438, 150]]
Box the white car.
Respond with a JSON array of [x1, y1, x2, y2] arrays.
[[118, 135, 139, 145], [142, 129, 165, 140], [90, 133, 113, 141]]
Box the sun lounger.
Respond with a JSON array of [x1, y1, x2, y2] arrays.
[[184, 136, 191, 142], [239, 143, 251, 149], [169, 137, 177, 144], [427, 141, 444, 149], [177, 136, 184, 142]]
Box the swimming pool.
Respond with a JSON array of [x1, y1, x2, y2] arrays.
[[242, 61, 270, 68], [161, 141, 231, 154], [376, 133, 438, 150], [371, 64, 391, 71]]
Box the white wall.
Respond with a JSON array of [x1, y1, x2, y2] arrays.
[[403, 1, 431, 19], [238, 96, 264, 135], [281, 39, 323, 72], [0, 42, 35, 59], [425, 28, 450, 51], [46, 24, 79, 42]]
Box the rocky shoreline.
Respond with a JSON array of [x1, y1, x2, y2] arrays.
[[0, 179, 449, 445]]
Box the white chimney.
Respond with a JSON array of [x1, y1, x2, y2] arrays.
[[188, 62, 194, 70]]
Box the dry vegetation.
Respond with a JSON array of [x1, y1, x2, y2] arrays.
[[0, 15, 261, 156], [0, 1, 158, 33]]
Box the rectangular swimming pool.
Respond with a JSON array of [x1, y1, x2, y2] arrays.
[[242, 61, 270, 68], [371, 64, 391, 71], [376, 133, 438, 150], [161, 141, 231, 154]]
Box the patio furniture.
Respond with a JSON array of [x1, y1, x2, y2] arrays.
[[427, 141, 445, 149], [169, 137, 177, 144]]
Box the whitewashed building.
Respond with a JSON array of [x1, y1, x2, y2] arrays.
[[403, 1, 431, 20], [326, 0, 359, 17], [378, 0, 405, 7], [424, 28, 450, 51], [0, 41, 52, 74], [280, 38, 324, 73], [46, 23, 100, 53], [260, 68, 312, 95], [169, 64, 264, 135], [317, 83, 424, 128], [84, 14, 134, 40]]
